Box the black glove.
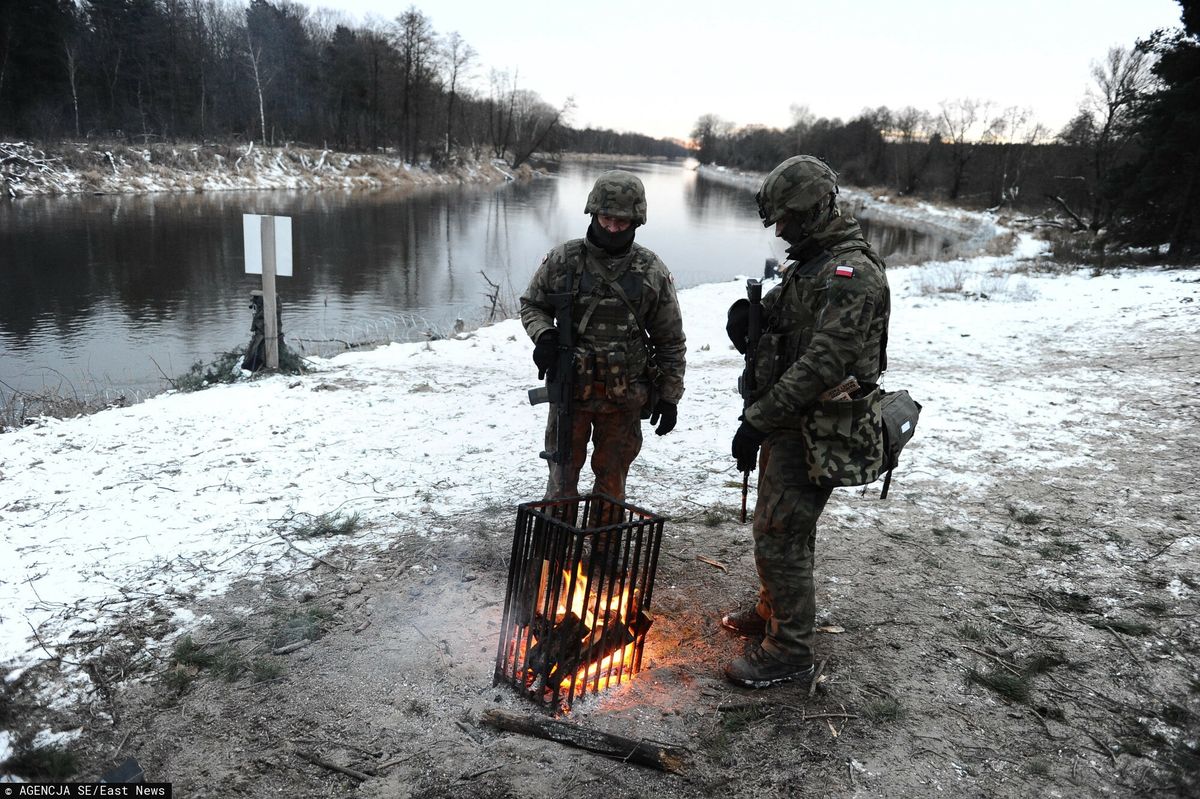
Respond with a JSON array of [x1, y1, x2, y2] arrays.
[[726, 299, 750, 354], [648, 400, 677, 436], [732, 418, 768, 471], [532, 330, 559, 380]]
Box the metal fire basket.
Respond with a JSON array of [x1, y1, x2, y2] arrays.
[[494, 494, 665, 712]]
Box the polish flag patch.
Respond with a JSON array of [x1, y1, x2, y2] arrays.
[[835, 265, 855, 278]]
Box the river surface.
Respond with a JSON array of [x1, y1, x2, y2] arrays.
[[0, 160, 947, 400]]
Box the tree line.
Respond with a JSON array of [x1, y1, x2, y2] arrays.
[[0, 0, 687, 166], [692, 0, 1198, 260]]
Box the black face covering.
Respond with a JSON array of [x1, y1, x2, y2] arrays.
[[587, 216, 636, 255], [777, 196, 837, 246]]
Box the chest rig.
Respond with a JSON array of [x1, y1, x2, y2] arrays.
[[751, 241, 888, 404], [560, 242, 651, 401]]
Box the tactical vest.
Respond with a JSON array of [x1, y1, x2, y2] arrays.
[[559, 241, 653, 400], [750, 240, 888, 405]]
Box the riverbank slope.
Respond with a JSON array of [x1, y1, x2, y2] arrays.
[[0, 141, 532, 198]]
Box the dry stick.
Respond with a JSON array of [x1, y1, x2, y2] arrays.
[[808, 658, 828, 699], [480, 709, 687, 773], [272, 639, 311, 655], [277, 532, 341, 571], [960, 645, 1022, 676], [460, 764, 504, 781], [455, 720, 484, 745], [1103, 625, 1142, 667], [1076, 727, 1120, 769], [295, 750, 372, 782], [696, 555, 727, 572]]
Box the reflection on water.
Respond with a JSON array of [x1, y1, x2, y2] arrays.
[[0, 161, 945, 399]]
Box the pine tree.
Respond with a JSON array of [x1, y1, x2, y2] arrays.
[[1111, 0, 1200, 259]]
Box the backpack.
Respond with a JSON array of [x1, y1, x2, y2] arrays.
[[878, 390, 922, 499]]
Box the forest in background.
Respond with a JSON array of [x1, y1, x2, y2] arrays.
[[1, 0, 1196, 257], [693, 0, 1199, 260], [0, 0, 687, 169]]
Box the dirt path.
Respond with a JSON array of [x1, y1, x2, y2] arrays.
[[6, 278, 1199, 798]]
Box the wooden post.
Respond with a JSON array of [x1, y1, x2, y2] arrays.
[[260, 215, 279, 370]]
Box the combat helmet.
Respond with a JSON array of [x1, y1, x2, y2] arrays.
[[755, 155, 838, 228], [584, 170, 647, 225]]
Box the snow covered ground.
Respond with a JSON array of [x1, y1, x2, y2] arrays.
[[2, 197, 1198, 772]]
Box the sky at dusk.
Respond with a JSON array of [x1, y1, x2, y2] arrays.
[[296, 0, 1185, 141]]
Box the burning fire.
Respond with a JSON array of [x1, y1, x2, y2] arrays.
[[559, 562, 637, 691], [525, 559, 642, 696]]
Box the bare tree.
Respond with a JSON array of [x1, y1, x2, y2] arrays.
[[244, 25, 269, 143], [508, 91, 572, 168], [63, 41, 80, 137], [892, 105, 933, 194], [938, 98, 993, 200], [983, 106, 1046, 208], [393, 6, 436, 162], [440, 31, 475, 159], [1054, 46, 1153, 232]]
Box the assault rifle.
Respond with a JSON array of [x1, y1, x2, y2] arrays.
[[738, 279, 763, 523], [528, 282, 577, 490]]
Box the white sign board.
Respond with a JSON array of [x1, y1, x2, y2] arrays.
[[242, 214, 293, 276]]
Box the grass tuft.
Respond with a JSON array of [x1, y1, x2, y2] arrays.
[[290, 511, 362, 538], [862, 697, 905, 722], [967, 667, 1030, 703], [271, 607, 332, 649], [956, 622, 987, 642]]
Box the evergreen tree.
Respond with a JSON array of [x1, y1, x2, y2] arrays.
[[1111, 0, 1200, 259]]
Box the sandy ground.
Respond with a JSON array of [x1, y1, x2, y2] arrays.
[[5, 269, 1198, 797]]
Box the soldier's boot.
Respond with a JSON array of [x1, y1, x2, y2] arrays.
[[724, 643, 815, 689], [720, 607, 767, 638]]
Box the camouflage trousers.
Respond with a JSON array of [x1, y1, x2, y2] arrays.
[[751, 432, 833, 667], [543, 389, 646, 504]]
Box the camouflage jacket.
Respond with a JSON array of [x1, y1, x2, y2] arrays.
[[521, 238, 686, 404], [743, 216, 890, 483]]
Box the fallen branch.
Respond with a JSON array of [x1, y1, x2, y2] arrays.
[[479, 709, 687, 773], [695, 555, 727, 572], [272, 639, 311, 655], [295, 750, 372, 782], [808, 657, 828, 699]]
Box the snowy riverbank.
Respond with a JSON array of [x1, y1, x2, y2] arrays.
[[697, 163, 1000, 259], [0, 141, 530, 199]]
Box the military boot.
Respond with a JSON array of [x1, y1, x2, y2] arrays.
[[720, 607, 767, 638], [724, 643, 815, 689]]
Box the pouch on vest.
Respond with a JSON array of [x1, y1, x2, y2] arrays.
[[801, 386, 884, 488], [878, 390, 922, 499]]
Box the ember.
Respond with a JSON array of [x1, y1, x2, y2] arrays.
[[494, 494, 664, 712]]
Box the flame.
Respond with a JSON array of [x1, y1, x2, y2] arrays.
[[558, 562, 637, 691], [523, 559, 641, 695]]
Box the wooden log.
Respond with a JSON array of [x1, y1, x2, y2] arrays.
[[479, 709, 687, 773]]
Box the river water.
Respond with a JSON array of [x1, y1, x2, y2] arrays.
[[0, 160, 947, 400]]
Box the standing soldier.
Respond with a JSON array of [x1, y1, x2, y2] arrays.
[[520, 170, 686, 503], [724, 156, 890, 688]]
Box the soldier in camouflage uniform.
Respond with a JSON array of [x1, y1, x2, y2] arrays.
[[520, 170, 686, 503], [724, 155, 890, 688]]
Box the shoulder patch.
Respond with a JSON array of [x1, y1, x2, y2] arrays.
[[835, 265, 855, 278]]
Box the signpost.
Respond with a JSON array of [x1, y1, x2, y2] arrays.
[[243, 214, 292, 370]]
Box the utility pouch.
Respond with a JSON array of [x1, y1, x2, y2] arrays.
[[603, 351, 629, 400], [878, 390, 922, 498], [801, 386, 884, 487]]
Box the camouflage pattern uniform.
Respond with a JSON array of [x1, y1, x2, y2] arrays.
[[737, 156, 890, 672], [521, 171, 686, 502]]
